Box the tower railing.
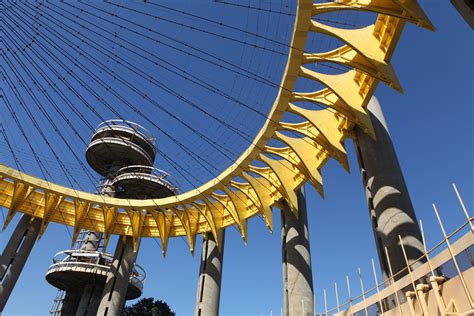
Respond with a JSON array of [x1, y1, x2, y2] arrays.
[[94, 119, 156, 149], [112, 165, 179, 193], [48, 249, 146, 292]]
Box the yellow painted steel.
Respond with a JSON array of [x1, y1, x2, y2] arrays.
[[0, 0, 433, 254]]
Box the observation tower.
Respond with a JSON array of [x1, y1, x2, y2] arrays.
[[46, 120, 177, 315]]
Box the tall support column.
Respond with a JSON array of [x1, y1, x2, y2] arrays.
[[76, 283, 102, 315], [194, 230, 225, 316], [0, 215, 41, 313], [80, 231, 102, 251], [60, 289, 81, 316], [354, 96, 425, 281], [97, 236, 137, 316], [281, 187, 314, 316]]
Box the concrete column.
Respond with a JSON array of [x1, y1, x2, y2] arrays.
[[97, 236, 137, 316], [354, 96, 425, 281], [80, 231, 102, 251], [194, 230, 225, 316], [450, 0, 474, 28], [61, 289, 82, 316], [79, 181, 111, 253], [76, 283, 102, 316], [281, 186, 314, 316], [0, 215, 41, 313]]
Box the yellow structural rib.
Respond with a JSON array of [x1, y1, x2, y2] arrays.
[[0, 0, 433, 253]]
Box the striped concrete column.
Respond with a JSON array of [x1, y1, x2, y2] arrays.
[[194, 231, 225, 316], [0, 215, 41, 313], [354, 96, 425, 281], [281, 187, 314, 316]]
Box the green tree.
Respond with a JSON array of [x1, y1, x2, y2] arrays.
[[122, 297, 175, 316]]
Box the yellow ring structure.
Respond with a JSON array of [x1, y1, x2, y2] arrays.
[[0, 0, 433, 255]]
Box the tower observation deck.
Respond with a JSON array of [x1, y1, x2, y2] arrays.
[[46, 120, 178, 315], [86, 120, 157, 176]]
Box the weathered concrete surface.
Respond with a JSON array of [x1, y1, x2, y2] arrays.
[[97, 236, 137, 316], [281, 187, 314, 316], [194, 231, 225, 316], [76, 283, 102, 316], [0, 215, 41, 313], [354, 96, 425, 281], [62, 289, 81, 316]]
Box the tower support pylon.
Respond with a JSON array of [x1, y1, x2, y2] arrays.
[[194, 231, 225, 316], [354, 96, 425, 281], [97, 235, 138, 315], [75, 283, 102, 315], [61, 289, 81, 315], [281, 187, 314, 316], [0, 215, 41, 313]]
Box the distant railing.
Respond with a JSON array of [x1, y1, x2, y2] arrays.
[[320, 219, 473, 316], [95, 119, 156, 148], [316, 184, 473, 316], [113, 165, 179, 193]]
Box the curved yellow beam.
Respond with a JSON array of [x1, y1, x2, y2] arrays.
[[0, 0, 432, 253]]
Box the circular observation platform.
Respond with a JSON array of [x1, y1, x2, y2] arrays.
[[86, 120, 157, 176], [111, 166, 178, 199], [45, 250, 145, 300]]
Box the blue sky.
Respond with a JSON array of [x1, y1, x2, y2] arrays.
[[0, 1, 472, 315]]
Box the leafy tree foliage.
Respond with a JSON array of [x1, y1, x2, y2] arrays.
[[122, 297, 175, 316]]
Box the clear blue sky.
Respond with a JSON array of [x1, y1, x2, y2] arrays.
[[0, 1, 472, 315]]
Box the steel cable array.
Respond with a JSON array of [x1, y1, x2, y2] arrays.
[[0, 0, 434, 254], [1, 0, 295, 250]]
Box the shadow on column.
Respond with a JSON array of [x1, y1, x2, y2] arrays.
[[0, 215, 41, 313], [354, 97, 426, 284], [195, 231, 225, 316], [281, 187, 314, 316]]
